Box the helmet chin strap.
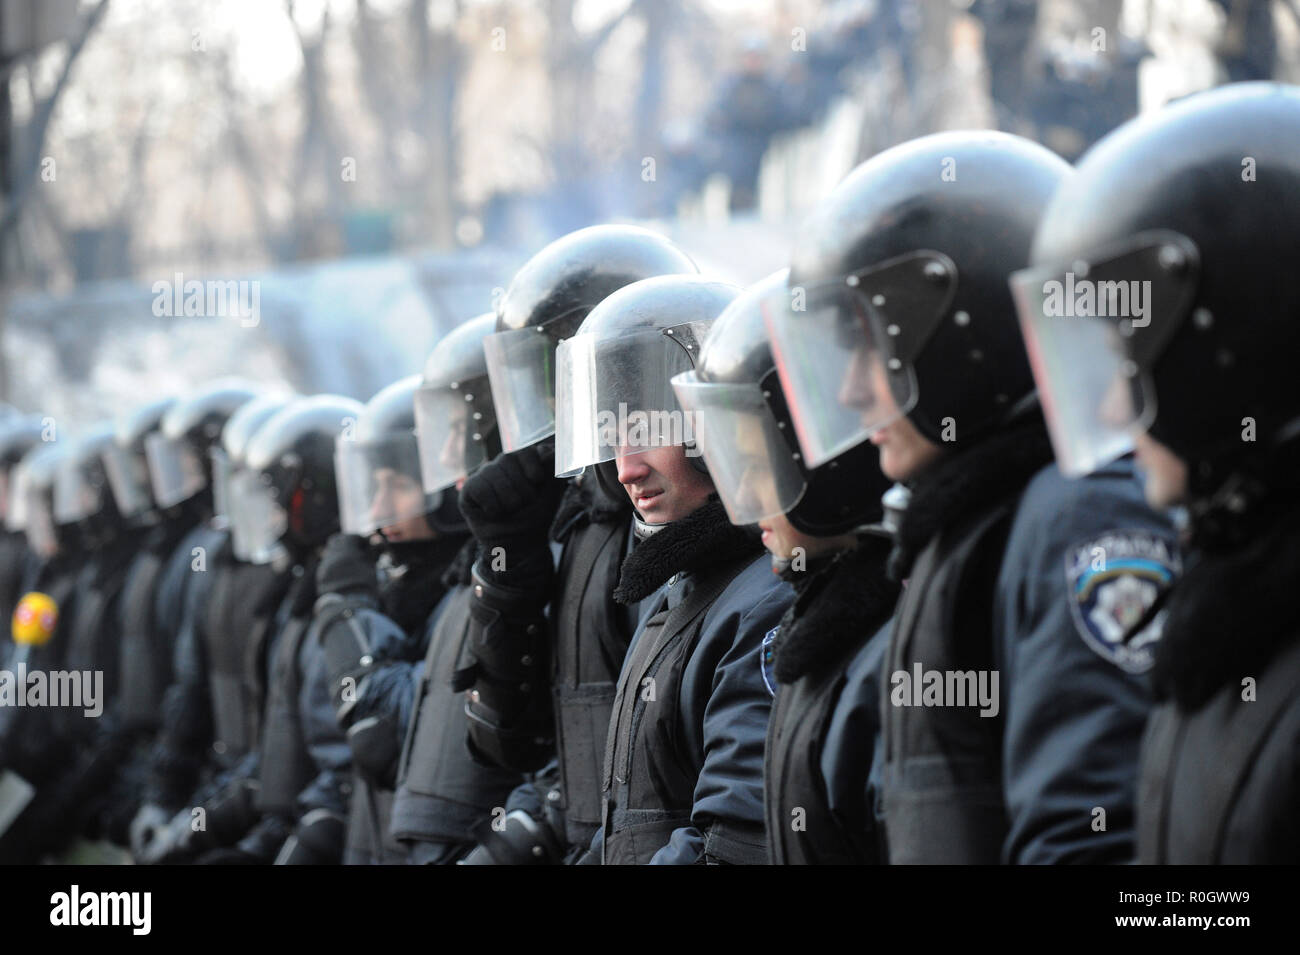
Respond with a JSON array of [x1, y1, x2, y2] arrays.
[[632, 513, 669, 541]]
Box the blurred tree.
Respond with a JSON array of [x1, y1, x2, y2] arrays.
[[0, 0, 111, 400]]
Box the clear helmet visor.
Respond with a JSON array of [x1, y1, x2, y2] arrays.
[[53, 458, 106, 525], [1010, 231, 1199, 477], [229, 468, 287, 564], [145, 432, 208, 509], [671, 372, 807, 525], [334, 434, 439, 536], [210, 446, 233, 526], [414, 380, 496, 494], [5, 465, 32, 532], [103, 444, 154, 519], [22, 485, 58, 558], [554, 323, 709, 478], [762, 280, 918, 468], [483, 326, 559, 452]]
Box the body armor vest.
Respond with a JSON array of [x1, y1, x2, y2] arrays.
[[550, 515, 634, 849], [254, 577, 317, 815], [390, 585, 522, 846], [880, 502, 1013, 864], [204, 557, 294, 765], [766, 663, 878, 865], [1138, 635, 1300, 863], [600, 553, 754, 865], [117, 525, 192, 733], [57, 543, 137, 739]]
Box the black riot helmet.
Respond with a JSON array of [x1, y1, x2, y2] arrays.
[[553, 274, 741, 498], [336, 375, 466, 538], [485, 225, 699, 452], [237, 395, 363, 563], [54, 425, 128, 545], [0, 416, 49, 529], [148, 380, 263, 512], [673, 271, 891, 535], [414, 313, 500, 495], [107, 398, 175, 525], [215, 392, 296, 555], [1013, 82, 1300, 523], [766, 131, 1071, 468]]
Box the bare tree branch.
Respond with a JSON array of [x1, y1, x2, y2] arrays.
[[0, 0, 112, 237]]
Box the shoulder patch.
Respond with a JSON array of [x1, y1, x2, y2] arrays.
[[1065, 529, 1179, 674], [760, 627, 779, 697]]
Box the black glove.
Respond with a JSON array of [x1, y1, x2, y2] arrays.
[[459, 444, 568, 560], [316, 534, 379, 599]]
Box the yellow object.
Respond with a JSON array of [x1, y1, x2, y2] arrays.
[[12, 592, 58, 646]]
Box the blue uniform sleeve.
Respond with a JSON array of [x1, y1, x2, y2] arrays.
[[336, 606, 427, 731], [995, 460, 1178, 864], [650, 562, 793, 865]]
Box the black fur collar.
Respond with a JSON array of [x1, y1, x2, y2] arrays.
[[888, 414, 1054, 581], [380, 534, 466, 633], [1155, 505, 1300, 709], [613, 498, 759, 604], [773, 534, 900, 683]]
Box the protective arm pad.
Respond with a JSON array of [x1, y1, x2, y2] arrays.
[[458, 564, 553, 723], [459, 809, 565, 865], [464, 700, 555, 773], [274, 808, 345, 865], [346, 714, 401, 787], [314, 593, 381, 711]]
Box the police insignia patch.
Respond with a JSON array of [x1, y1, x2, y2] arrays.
[[1065, 529, 1179, 674], [761, 627, 779, 697]]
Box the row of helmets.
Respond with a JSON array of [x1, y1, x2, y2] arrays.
[[10, 79, 1294, 559]]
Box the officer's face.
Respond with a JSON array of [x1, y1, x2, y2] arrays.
[[867, 359, 943, 482], [1133, 432, 1188, 509], [615, 444, 715, 524], [757, 511, 854, 564], [372, 468, 434, 542]]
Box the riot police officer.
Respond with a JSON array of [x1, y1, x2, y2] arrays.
[[452, 225, 699, 863], [552, 273, 793, 864], [135, 392, 302, 863], [765, 130, 1178, 863], [0, 440, 82, 863], [1012, 82, 1300, 863], [313, 367, 478, 864], [672, 270, 899, 864], [12, 426, 148, 856], [232, 395, 364, 864], [107, 390, 256, 843]]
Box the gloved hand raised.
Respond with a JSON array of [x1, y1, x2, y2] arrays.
[[459, 443, 567, 560], [316, 533, 379, 599]]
